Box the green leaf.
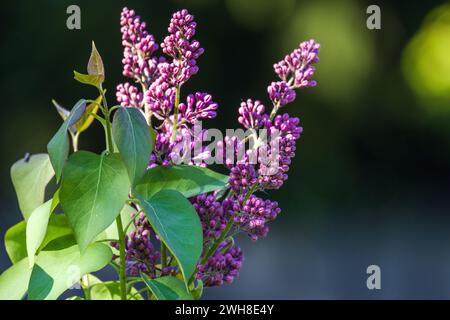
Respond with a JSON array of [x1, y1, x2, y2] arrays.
[[60, 151, 131, 252], [11, 153, 55, 220], [0, 242, 111, 300], [136, 189, 203, 286], [4, 221, 27, 264], [135, 165, 229, 199], [28, 264, 53, 300], [142, 275, 193, 300], [4, 214, 73, 265], [0, 258, 30, 299], [97, 205, 136, 241], [73, 71, 103, 88], [87, 41, 105, 82], [112, 107, 153, 185], [26, 200, 53, 267], [27, 243, 112, 300], [39, 214, 74, 250], [47, 99, 86, 181], [90, 282, 143, 300], [75, 95, 102, 134]]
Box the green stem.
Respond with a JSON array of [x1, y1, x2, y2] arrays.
[[115, 216, 127, 300], [99, 84, 127, 300], [171, 84, 181, 141], [99, 85, 114, 152], [269, 101, 281, 120], [81, 275, 90, 300], [201, 216, 234, 266]]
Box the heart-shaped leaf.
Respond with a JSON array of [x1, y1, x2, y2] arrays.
[[60, 151, 131, 252], [11, 153, 55, 220], [136, 189, 202, 286], [113, 107, 153, 185], [142, 274, 193, 300], [47, 99, 86, 181], [135, 165, 228, 199]]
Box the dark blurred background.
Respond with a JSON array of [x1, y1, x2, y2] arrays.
[[1, 0, 450, 299]]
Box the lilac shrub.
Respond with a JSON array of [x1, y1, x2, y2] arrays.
[[0, 7, 319, 300]]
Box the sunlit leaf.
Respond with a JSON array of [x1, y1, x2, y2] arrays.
[[26, 200, 53, 267], [0, 243, 111, 300], [73, 71, 103, 88], [27, 243, 112, 300], [87, 41, 104, 82], [4, 221, 27, 264], [11, 153, 55, 220]]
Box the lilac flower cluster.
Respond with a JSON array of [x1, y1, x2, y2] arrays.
[[191, 193, 229, 242], [234, 195, 281, 241], [116, 7, 319, 289], [179, 92, 218, 124], [196, 239, 243, 287], [273, 39, 320, 90]]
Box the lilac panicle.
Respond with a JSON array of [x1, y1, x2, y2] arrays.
[[160, 9, 205, 85], [258, 113, 302, 189], [196, 239, 243, 287], [120, 7, 159, 82], [273, 39, 320, 90], [144, 73, 176, 118]]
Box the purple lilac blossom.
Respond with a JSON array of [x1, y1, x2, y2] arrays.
[[191, 193, 229, 242], [236, 195, 281, 241], [178, 92, 218, 123], [273, 39, 320, 89], [237, 99, 268, 129], [196, 239, 243, 287]]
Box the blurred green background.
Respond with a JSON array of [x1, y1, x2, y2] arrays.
[[2, 0, 450, 299]]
